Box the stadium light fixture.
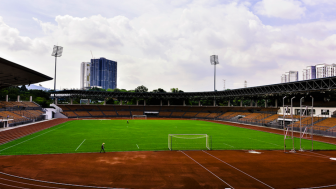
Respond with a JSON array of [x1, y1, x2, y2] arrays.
[[210, 55, 219, 91], [51, 45, 63, 104]]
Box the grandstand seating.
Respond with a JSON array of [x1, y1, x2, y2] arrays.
[[131, 111, 144, 115], [158, 112, 172, 117], [263, 114, 280, 123], [88, 111, 104, 116], [183, 112, 198, 117], [98, 106, 116, 111], [74, 111, 91, 117], [62, 111, 78, 117], [171, 112, 185, 117], [217, 112, 235, 119], [102, 111, 117, 116], [239, 113, 261, 121], [117, 111, 131, 116], [207, 113, 222, 118], [195, 113, 210, 118], [314, 118, 336, 129]]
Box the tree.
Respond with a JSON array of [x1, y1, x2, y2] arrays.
[[152, 88, 166, 93], [135, 85, 148, 93], [171, 88, 183, 93]]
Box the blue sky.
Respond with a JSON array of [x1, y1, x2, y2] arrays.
[[0, 0, 336, 91]]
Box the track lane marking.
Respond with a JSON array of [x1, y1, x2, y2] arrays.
[[75, 139, 86, 151], [0, 177, 65, 189], [0, 123, 71, 153], [180, 151, 234, 189], [0, 182, 29, 189], [203, 151, 274, 189]]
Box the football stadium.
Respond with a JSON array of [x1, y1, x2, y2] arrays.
[[1, 56, 336, 189]]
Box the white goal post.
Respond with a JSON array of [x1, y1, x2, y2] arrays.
[[168, 134, 211, 151], [132, 115, 147, 120]]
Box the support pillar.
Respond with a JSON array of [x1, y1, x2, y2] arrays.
[[183, 100, 186, 106], [264, 100, 267, 108], [136, 100, 139, 106], [240, 100, 242, 107], [144, 100, 146, 106], [198, 100, 201, 106], [160, 100, 162, 106], [30, 96, 32, 102], [6, 95, 8, 102], [120, 100, 122, 105], [87, 99, 90, 105], [250, 100, 253, 107], [168, 100, 170, 106], [255, 100, 258, 107], [70, 98, 73, 105], [103, 99, 106, 105], [213, 99, 216, 107], [228, 100, 230, 107], [55, 98, 58, 105], [275, 99, 278, 108], [17, 95, 20, 102]]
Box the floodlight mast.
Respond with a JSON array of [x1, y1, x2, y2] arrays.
[[210, 55, 219, 91], [51, 45, 63, 104]]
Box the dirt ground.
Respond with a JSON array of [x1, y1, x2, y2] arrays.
[[0, 118, 336, 189]]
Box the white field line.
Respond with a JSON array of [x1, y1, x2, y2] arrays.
[[0, 177, 65, 189], [0, 123, 71, 153], [136, 144, 139, 149], [180, 151, 234, 189], [223, 143, 234, 148], [75, 139, 86, 151], [247, 137, 282, 147], [305, 151, 335, 158], [202, 151, 274, 189]]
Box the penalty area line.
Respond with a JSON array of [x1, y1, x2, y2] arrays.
[[180, 151, 234, 189], [202, 151, 274, 189], [75, 139, 86, 151]]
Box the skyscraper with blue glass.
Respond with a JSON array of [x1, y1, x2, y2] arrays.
[[90, 57, 117, 90]]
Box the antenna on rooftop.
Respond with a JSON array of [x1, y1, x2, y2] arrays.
[[223, 79, 225, 90], [244, 80, 247, 88], [90, 50, 94, 59]]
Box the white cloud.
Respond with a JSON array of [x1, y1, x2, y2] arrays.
[[1, 1, 336, 92], [253, 0, 306, 19]]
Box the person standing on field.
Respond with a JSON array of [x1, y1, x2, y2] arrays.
[[100, 143, 105, 153]]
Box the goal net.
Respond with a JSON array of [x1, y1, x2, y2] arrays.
[[132, 115, 147, 120], [168, 134, 211, 151]]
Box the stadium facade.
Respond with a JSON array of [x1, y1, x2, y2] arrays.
[[80, 62, 91, 89]]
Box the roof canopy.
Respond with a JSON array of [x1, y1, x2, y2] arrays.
[[0, 57, 53, 89], [51, 76, 336, 99]]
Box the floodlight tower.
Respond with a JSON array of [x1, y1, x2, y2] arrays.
[[210, 55, 219, 91], [51, 45, 63, 104]]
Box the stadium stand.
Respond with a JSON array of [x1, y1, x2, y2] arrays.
[[207, 113, 223, 118], [315, 118, 336, 128], [195, 113, 210, 118], [171, 112, 185, 117], [131, 111, 144, 115], [117, 111, 131, 116], [263, 114, 281, 124], [183, 112, 198, 118], [158, 112, 172, 117], [102, 111, 117, 116], [88, 111, 104, 116]]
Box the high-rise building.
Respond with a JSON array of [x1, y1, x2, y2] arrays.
[[90, 57, 117, 90], [302, 66, 316, 80], [288, 71, 298, 82], [80, 62, 91, 89], [281, 71, 298, 83]]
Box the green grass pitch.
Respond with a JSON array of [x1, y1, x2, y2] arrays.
[[0, 119, 335, 155]]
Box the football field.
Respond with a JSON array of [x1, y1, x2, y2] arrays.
[[0, 119, 335, 155]]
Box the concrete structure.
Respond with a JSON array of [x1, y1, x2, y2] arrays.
[[90, 57, 117, 90], [80, 62, 91, 89]]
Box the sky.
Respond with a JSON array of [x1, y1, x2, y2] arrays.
[[1, 0, 336, 92]]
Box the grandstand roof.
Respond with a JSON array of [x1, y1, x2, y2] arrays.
[[51, 76, 336, 99], [0, 57, 53, 89]]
